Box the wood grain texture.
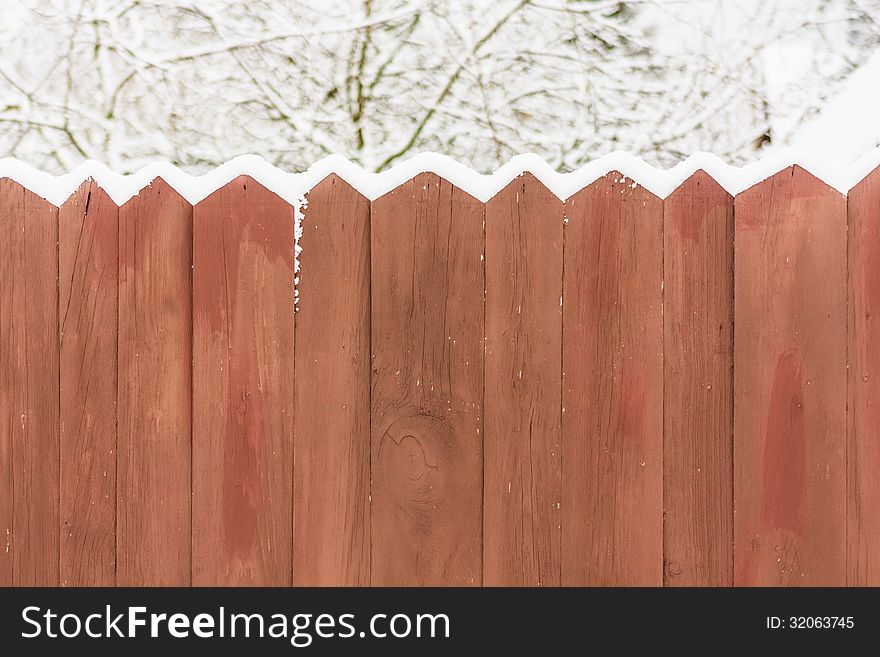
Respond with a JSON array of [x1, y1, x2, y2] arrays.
[[59, 181, 118, 586], [0, 180, 59, 586], [1, 167, 870, 588], [370, 173, 483, 586], [562, 172, 664, 586], [733, 166, 846, 586], [663, 171, 734, 586], [484, 174, 562, 586], [192, 176, 295, 586], [0, 182, 8, 583], [293, 175, 370, 586], [847, 167, 880, 586], [117, 179, 192, 586]]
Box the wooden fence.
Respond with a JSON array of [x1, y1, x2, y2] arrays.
[[0, 165, 877, 587]]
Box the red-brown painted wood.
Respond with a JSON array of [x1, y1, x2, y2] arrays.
[[733, 167, 846, 586], [663, 171, 734, 586], [484, 174, 562, 586], [370, 173, 483, 585], [192, 177, 295, 586], [562, 172, 664, 585], [59, 181, 118, 586], [847, 166, 880, 586], [117, 179, 192, 585], [0, 166, 868, 588], [293, 175, 370, 585], [0, 180, 60, 586]]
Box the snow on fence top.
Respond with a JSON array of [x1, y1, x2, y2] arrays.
[[3, 147, 880, 207]]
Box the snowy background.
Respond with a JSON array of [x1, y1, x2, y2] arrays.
[[0, 0, 878, 174]]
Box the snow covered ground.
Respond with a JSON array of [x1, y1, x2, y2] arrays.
[[790, 50, 880, 165]]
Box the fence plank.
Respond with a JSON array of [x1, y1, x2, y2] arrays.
[[117, 179, 192, 586], [663, 171, 734, 586], [0, 180, 59, 586], [0, 179, 8, 583], [59, 181, 118, 586], [733, 166, 846, 586], [847, 167, 880, 586], [484, 174, 562, 586], [192, 176, 295, 586], [562, 172, 663, 585], [293, 175, 370, 586], [370, 173, 483, 586]]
